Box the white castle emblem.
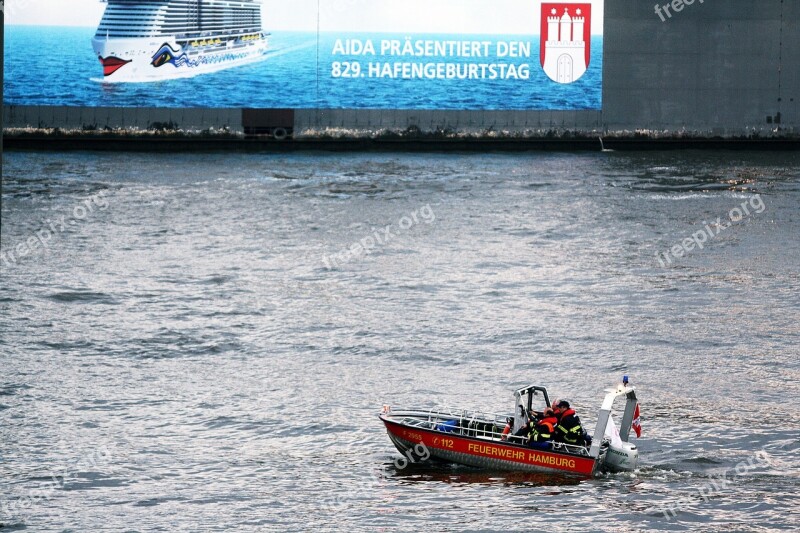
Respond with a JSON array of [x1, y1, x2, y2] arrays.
[[542, 7, 588, 84]]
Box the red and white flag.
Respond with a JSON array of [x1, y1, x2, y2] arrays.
[[631, 403, 642, 438]]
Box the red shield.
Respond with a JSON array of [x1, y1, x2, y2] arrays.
[[540, 3, 592, 83]]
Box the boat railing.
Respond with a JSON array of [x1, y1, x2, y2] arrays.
[[392, 406, 510, 426]]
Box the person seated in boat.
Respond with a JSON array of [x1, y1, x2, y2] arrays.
[[527, 407, 559, 449], [510, 407, 555, 444], [553, 400, 588, 447]]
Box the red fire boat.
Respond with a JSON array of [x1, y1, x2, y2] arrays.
[[379, 380, 640, 477]]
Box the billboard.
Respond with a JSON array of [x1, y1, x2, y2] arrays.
[[4, 0, 604, 110]]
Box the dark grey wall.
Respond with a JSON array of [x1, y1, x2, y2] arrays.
[[4, 0, 798, 137], [782, 0, 798, 128], [294, 109, 602, 133], [3, 106, 241, 132], [603, 0, 796, 132]]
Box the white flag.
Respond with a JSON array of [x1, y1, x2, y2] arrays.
[[605, 414, 623, 448]]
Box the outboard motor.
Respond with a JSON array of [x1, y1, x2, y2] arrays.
[[604, 441, 639, 472]]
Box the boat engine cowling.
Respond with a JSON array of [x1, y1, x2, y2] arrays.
[[604, 441, 639, 472]]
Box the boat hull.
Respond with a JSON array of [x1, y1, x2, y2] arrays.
[[381, 415, 597, 477], [91, 36, 268, 82]]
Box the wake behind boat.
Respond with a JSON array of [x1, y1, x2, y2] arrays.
[[380, 378, 640, 477], [92, 0, 269, 82]]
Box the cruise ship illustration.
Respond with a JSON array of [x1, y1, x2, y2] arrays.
[[92, 0, 269, 82]]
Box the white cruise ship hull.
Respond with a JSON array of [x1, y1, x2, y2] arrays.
[[92, 34, 268, 82]]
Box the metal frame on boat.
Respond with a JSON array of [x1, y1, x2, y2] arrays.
[[379, 379, 639, 477]]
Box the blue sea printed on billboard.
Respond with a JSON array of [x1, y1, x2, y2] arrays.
[[3, 0, 604, 110]]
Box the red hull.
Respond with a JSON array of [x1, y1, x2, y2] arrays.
[[381, 415, 596, 477]]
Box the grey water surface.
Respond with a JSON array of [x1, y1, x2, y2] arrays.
[[1, 149, 798, 532]]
